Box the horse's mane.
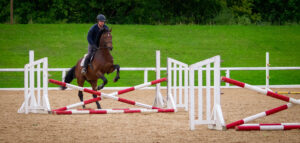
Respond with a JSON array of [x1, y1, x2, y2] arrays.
[[102, 28, 111, 33]]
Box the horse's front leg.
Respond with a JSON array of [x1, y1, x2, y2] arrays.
[[90, 80, 101, 109], [113, 64, 120, 82], [77, 79, 86, 109], [97, 75, 108, 90]]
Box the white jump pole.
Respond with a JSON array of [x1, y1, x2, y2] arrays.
[[29, 51, 37, 107], [153, 50, 164, 107], [266, 52, 270, 90]]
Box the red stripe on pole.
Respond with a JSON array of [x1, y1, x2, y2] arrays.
[[83, 88, 101, 96], [118, 98, 136, 105], [221, 77, 245, 88], [52, 107, 67, 111], [49, 79, 66, 87], [151, 78, 167, 85], [89, 110, 107, 114], [124, 110, 141, 113], [236, 126, 260, 131], [266, 91, 290, 102], [283, 125, 300, 130], [118, 87, 135, 95], [54, 111, 72, 115], [78, 108, 130, 111], [158, 109, 175, 112], [226, 120, 244, 129], [265, 104, 288, 115], [152, 107, 160, 109], [84, 97, 101, 104]]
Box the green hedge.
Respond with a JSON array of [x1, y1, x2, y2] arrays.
[[0, 0, 299, 25]]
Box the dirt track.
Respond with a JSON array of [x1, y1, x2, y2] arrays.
[[0, 88, 299, 143]]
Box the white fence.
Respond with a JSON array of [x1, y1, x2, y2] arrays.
[[1, 66, 300, 90]]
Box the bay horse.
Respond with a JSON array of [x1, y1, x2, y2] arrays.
[[62, 28, 120, 109]]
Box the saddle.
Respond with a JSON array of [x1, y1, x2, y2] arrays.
[[80, 54, 94, 67]]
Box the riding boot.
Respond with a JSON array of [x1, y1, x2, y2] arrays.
[[81, 53, 92, 75]]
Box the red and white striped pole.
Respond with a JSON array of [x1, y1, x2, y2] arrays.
[[49, 78, 167, 111], [239, 123, 300, 126], [49, 79, 101, 96], [226, 103, 294, 129], [49, 78, 166, 97], [53, 108, 175, 115], [52, 97, 102, 111], [236, 124, 300, 131], [107, 78, 167, 96], [221, 77, 300, 105]]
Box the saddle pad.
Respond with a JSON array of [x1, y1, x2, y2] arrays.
[[80, 54, 88, 67]]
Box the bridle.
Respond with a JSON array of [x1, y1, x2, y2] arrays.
[[100, 31, 113, 51]]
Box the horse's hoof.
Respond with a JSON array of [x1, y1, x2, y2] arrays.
[[60, 86, 67, 90], [114, 77, 120, 82], [97, 85, 104, 90]]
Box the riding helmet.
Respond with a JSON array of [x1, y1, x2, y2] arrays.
[[96, 14, 106, 22]]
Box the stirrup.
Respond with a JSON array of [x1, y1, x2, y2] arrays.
[[81, 67, 87, 75]]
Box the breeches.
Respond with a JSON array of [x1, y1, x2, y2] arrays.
[[88, 44, 94, 54]]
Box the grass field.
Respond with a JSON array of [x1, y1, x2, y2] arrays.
[[0, 24, 299, 88]]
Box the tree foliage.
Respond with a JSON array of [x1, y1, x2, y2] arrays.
[[0, 0, 299, 24]]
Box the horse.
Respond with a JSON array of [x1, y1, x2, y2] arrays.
[[62, 28, 120, 109]]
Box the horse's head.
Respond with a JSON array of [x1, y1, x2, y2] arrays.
[[100, 28, 113, 51]]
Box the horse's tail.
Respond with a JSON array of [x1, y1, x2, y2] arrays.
[[61, 65, 76, 90]]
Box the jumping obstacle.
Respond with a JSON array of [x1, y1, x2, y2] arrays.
[[236, 123, 300, 131], [221, 77, 300, 105], [221, 77, 299, 130], [19, 50, 177, 116], [168, 55, 225, 130], [188, 56, 224, 130], [18, 50, 51, 114], [49, 78, 172, 112], [53, 108, 175, 115]]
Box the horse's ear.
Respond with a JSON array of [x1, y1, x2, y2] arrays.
[[103, 28, 108, 32], [110, 28, 112, 32]]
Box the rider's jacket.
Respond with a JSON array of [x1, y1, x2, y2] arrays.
[[87, 24, 109, 48]]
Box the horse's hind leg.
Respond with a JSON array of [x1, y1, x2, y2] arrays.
[[77, 79, 86, 109], [113, 64, 120, 82], [90, 80, 101, 109]]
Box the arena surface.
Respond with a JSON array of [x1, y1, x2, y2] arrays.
[[0, 88, 299, 143]]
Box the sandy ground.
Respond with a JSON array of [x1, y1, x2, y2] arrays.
[[0, 88, 299, 143]]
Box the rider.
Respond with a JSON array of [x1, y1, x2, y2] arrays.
[[81, 14, 109, 75]]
